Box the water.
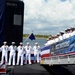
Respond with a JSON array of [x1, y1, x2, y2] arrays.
[[23, 38, 47, 47]]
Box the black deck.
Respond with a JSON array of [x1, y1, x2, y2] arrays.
[[6, 64, 75, 75], [6, 64, 50, 75]]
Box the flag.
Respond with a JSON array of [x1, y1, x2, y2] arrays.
[[40, 45, 50, 58], [29, 33, 35, 40]]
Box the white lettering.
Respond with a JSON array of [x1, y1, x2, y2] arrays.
[[55, 41, 70, 49], [7, 3, 17, 6]]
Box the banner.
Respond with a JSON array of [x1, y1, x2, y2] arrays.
[[50, 35, 75, 55], [40, 45, 50, 58], [40, 35, 75, 58]]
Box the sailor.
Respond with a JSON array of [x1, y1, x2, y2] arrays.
[[44, 37, 51, 46], [55, 33, 60, 43], [0, 42, 9, 65], [8, 42, 17, 65], [63, 28, 71, 39], [45, 36, 52, 45], [24, 42, 32, 64], [16, 42, 25, 65], [52, 35, 56, 44], [47, 35, 55, 45], [33, 42, 40, 63], [59, 31, 64, 41], [70, 27, 75, 36]]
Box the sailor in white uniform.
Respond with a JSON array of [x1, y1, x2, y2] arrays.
[[33, 42, 40, 63], [0, 42, 9, 65], [44, 38, 49, 46], [70, 27, 75, 36], [59, 31, 64, 41], [63, 29, 71, 39], [24, 42, 32, 64], [55, 33, 60, 43], [8, 42, 17, 65], [16, 42, 25, 65], [45, 37, 51, 46], [47, 36, 55, 45]]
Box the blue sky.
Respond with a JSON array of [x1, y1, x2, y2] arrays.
[[22, 0, 75, 35]]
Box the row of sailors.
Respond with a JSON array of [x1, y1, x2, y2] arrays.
[[45, 27, 75, 45], [0, 42, 40, 65]]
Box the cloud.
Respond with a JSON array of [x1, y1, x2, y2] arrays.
[[22, 0, 75, 35]]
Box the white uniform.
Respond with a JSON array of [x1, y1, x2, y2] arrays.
[[17, 45, 25, 65], [55, 38, 60, 43], [63, 33, 71, 39], [71, 31, 75, 36], [0, 45, 9, 64], [44, 41, 49, 46], [47, 39, 55, 45], [33, 45, 40, 63], [8, 45, 17, 65], [25, 45, 32, 64], [59, 35, 64, 41]]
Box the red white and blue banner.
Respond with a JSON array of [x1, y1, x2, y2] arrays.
[[40, 35, 75, 58], [40, 45, 50, 58]]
